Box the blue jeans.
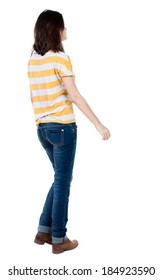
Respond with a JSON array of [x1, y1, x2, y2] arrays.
[[37, 122, 77, 244]]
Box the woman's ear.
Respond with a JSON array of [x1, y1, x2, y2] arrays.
[[61, 27, 67, 41]]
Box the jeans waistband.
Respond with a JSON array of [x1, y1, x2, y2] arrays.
[[38, 122, 77, 130], [38, 122, 76, 126]]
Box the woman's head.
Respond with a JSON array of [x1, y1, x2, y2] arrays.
[[33, 10, 66, 55]]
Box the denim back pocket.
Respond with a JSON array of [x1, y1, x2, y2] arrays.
[[45, 129, 64, 146]]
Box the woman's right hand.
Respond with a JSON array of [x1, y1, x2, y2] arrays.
[[95, 123, 111, 140]]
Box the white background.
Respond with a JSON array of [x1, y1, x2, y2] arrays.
[[0, 0, 163, 279]]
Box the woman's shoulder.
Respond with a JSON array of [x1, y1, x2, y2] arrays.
[[55, 51, 70, 61], [47, 51, 69, 60]]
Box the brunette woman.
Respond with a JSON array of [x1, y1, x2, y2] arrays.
[[28, 10, 111, 254]]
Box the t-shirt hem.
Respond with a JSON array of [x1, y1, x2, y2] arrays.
[[36, 119, 76, 126]]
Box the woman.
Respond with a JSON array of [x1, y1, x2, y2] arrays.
[[28, 10, 111, 254]]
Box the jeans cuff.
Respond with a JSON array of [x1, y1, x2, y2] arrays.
[[38, 225, 51, 234], [52, 235, 66, 244]]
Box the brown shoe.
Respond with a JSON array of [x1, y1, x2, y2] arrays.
[[52, 238, 78, 254], [34, 232, 52, 245]]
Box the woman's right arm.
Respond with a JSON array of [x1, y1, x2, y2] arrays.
[[62, 76, 111, 140]]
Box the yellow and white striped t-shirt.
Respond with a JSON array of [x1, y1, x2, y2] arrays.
[[28, 51, 76, 125]]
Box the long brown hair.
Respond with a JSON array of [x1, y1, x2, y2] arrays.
[[33, 10, 65, 56]]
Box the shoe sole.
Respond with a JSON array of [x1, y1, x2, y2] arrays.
[[34, 239, 52, 245]]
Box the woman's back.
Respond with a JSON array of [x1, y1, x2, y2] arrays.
[[28, 51, 76, 125]]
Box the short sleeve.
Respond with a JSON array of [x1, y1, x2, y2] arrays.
[[57, 53, 75, 77]]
